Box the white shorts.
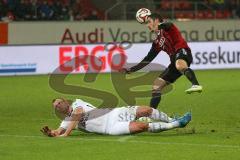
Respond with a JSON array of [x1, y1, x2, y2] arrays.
[[83, 106, 139, 135]]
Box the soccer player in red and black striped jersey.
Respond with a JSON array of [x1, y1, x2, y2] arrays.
[[119, 13, 202, 109]]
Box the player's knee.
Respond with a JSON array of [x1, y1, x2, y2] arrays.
[[136, 123, 148, 132], [129, 122, 148, 133], [152, 85, 162, 98], [152, 88, 161, 94], [152, 78, 166, 92], [176, 63, 187, 72]]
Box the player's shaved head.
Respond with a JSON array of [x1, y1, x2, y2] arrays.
[[52, 98, 70, 115], [52, 97, 66, 103], [52, 98, 71, 106]]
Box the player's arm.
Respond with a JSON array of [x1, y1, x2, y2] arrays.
[[51, 127, 65, 136], [40, 126, 65, 137], [127, 45, 159, 72], [158, 21, 173, 31], [119, 44, 159, 73], [57, 107, 83, 137]]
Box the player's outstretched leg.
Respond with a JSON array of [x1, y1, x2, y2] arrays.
[[175, 58, 202, 94], [150, 78, 168, 108], [148, 112, 192, 132], [129, 112, 191, 134], [136, 106, 175, 123], [183, 68, 202, 94]]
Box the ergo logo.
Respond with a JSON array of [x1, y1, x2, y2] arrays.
[[59, 45, 126, 72]]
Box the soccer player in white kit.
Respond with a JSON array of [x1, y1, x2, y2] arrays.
[[40, 98, 191, 137]]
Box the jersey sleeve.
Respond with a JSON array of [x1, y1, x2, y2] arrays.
[[71, 99, 83, 110], [129, 44, 159, 72], [158, 21, 173, 31], [59, 100, 82, 129], [59, 120, 70, 130]]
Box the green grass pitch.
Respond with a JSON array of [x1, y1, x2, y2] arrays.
[[0, 69, 240, 160]]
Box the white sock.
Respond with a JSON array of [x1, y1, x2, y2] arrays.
[[150, 108, 174, 123], [148, 121, 179, 132]]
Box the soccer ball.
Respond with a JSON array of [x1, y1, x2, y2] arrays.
[[136, 8, 151, 24], [137, 117, 153, 123]]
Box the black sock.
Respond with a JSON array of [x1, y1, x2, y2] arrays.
[[150, 92, 161, 109], [183, 68, 199, 85]]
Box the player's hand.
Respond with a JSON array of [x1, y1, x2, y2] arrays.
[[119, 68, 131, 74], [56, 134, 68, 138], [40, 126, 55, 137]]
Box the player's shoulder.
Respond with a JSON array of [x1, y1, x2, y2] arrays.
[[160, 19, 173, 24], [71, 99, 96, 110], [71, 99, 84, 110], [158, 20, 174, 30], [73, 98, 84, 103], [60, 117, 71, 130]]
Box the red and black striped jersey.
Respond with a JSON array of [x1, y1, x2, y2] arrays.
[[129, 22, 190, 72], [152, 22, 190, 56]]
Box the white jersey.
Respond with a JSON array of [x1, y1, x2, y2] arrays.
[[59, 99, 139, 135], [59, 99, 96, 130]]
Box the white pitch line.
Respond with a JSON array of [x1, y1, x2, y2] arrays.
[[0, 117, 57, 121], [0, 134, 239, 149], [118, 135, 134, 142]]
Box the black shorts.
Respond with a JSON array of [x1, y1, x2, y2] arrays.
[[160, 48, 193, 83]]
